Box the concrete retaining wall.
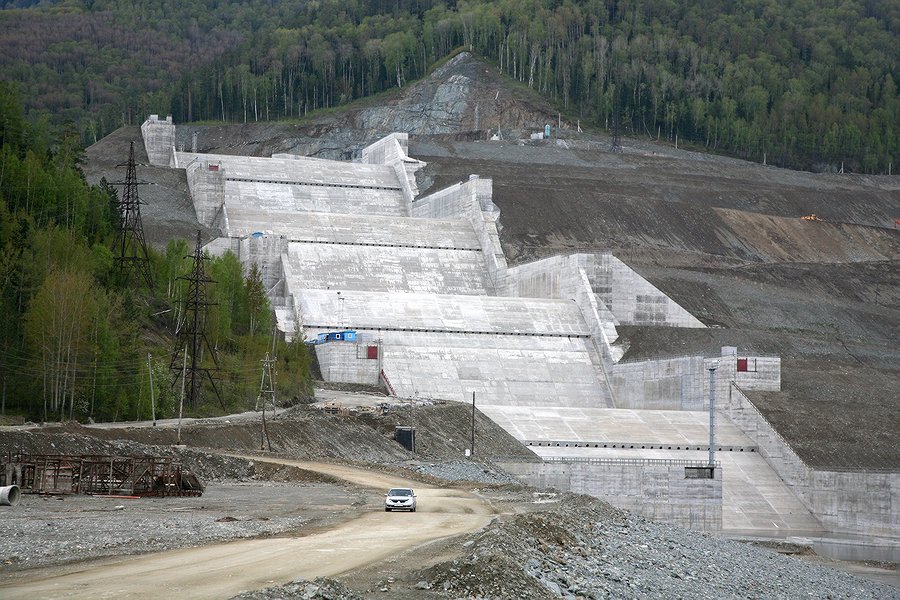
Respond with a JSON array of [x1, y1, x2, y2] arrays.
[[315, 340, 381, 385], [726, 384, 899, 539], [735, 356, 781, 390], [505, 253, 704, 328], [360, 133, 423, 212], [610, 350, 777, 411], [204, 235, 287, 293], [412, 176, 507, 290], [501, 458, 722, 531], [140, 114, 175, 167], [185, 158, 225, 228]]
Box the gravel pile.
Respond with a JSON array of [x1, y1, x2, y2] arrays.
[[229, 577, 364, 599], [418, 492, 899, 600], [405, 459, 520, 485]]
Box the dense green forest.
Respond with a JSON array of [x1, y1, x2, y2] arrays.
[[1, 0, 897, 172], [0, 85, 313, 422]]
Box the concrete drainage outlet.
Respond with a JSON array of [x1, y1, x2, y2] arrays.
[[0, 485, 20, 506]]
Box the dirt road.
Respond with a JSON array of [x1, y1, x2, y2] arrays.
[[0, 457, 495, 599]]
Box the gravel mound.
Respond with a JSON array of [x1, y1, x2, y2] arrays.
[[406, 458, 520, 485], [229, 577, 364, 599], [418, 492, 899, 599]]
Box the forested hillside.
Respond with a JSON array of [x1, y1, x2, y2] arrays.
[[1, 0, 897, 172], [0, 85, 312, 422]]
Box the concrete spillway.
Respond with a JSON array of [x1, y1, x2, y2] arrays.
[[151, 124, 875, 539]]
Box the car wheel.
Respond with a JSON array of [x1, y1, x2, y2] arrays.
[[411, 507, 416, 512], [385, 507, 391, 512]]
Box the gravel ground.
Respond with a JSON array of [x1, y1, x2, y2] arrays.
[[404, 458, 522, 485], [412, 491, 899, 600], [0, 481, 363, 573]]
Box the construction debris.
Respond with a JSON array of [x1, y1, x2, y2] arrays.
[[1, 453, 203, 497]]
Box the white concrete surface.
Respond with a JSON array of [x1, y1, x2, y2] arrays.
[[477, 406, 754, 447], [286, 244, 492, 295], [531, 446, 823, 535], [297, 290, 591, 335], [226, 211, 480, 249]]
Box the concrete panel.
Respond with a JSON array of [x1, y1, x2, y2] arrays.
[[380, 343, 607, 407], [506, 253, 704, 328], [225, 211, 480, 249], [285, 243, 492, 295], [316, 341, 381, 385], [176, 151, 401, 188], [477, 406, 754, 447], [226, 180, 406, 217], [297, 289, 591, 335]]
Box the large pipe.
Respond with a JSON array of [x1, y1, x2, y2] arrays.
[[0, 485, 20, 506]]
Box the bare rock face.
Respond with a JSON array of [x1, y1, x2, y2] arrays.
[[351, 52, 559, 136], [167, 52, 560, 160]]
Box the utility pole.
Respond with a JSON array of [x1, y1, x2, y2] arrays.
[[111, 141, 153, 288], [471, 391, 476, 457], [708, 361, 718, 467], [170, 230, 224, 410], [147, 353, 156, 426], [610, 97, 623, 154]]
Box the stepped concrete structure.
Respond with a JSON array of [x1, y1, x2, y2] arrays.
[[142, 118, 898, 551]]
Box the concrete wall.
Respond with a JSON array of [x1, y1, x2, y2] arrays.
[[140, 114, 175, 167], [185, 158, 225, 228], [505, 253, 704, 329], [726, 384, 899, 539], [204, 235, 288, 294], [412, 176, 508, 291], [315, 340, 381, 385], [360, 133, 424, 213], [610, 349, 778, 411], [734, 355, 781, 390], [501, 458, 722, 531]]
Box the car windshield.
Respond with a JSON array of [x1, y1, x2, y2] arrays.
[[388, 488, 412, 496]]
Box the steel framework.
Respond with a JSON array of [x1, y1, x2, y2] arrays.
[[1, 453, 203, 497], [111, 140, 153, 288], [170, 230, 224, 410]]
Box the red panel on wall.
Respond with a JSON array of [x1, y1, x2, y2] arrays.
[[737, 358, 748, 372], [367, 345, 379, 360]]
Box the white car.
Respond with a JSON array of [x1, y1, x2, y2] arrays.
[[384, 487, 417, 512]]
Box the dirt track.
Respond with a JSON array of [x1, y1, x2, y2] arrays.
[[0, 457, 495, 599]]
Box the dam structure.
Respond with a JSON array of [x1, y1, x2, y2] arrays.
[[142, 115, 898, 551]]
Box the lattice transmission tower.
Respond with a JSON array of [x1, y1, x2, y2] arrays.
[[111, 141, 153, 288], [170, 230, 224, 410]]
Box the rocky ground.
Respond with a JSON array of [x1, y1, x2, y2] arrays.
[[2, 409, 897, 598]]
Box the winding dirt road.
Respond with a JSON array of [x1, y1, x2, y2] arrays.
[[0, 457, 495, 599]]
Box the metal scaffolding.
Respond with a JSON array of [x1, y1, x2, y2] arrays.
[[1, 453, 203, 497]]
